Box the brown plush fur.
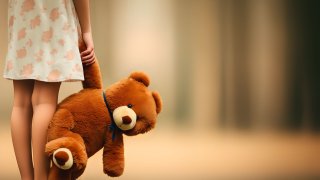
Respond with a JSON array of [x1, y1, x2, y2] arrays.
[[45, 59, 162, 180]]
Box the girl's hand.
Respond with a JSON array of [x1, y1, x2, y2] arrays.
[[80, 32, 95, 66]]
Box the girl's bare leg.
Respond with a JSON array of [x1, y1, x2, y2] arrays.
[[31, 80, 61, 180], [11, 80, 35, 180]]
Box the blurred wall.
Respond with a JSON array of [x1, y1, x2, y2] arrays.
[[0, 0, 10, 122], [90, 0, 176, 120], [217, 0, 289, 129]]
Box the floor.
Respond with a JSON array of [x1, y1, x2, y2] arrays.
[[1, 124, 320, 180]]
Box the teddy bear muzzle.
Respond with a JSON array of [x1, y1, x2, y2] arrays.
[[112, 106, 137, 131]]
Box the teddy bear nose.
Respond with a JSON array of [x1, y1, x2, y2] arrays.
[[122, 116, 132, 124]]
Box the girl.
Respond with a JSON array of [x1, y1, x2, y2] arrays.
[[3, 0, 95, 179]]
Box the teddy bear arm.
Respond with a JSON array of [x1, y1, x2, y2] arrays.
[[102, 133, 125, 177], [82, 59, 103, 89]]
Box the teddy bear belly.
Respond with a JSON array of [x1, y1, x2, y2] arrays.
[[51, 88, 116, 157], [71, 121, 107, 157]]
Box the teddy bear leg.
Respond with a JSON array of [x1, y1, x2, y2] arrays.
[[46, 132, 88, 173], [48, 163, 72, 180], [50, 147, 86, 180], [71, 166, 86, 180], [48, 162, 84, 180]]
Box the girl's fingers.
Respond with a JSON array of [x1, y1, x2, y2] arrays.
[[80, 49, 89, 56], [81, 53, 94, 63], [80, 47, 93, 56], [82, 56, 95, 65], [86, 58, 96, 66], [80, 50, 90, 57], [82, 50, 94, 60], [84, 59, 95, 66]]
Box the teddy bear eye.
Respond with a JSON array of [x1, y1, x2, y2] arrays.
[[127, 104, 133, 108]]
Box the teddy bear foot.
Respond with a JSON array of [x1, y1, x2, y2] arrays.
[[53, 148, 73, 170]]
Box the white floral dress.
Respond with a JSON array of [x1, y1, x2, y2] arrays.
[[3, 0, 84, 82]]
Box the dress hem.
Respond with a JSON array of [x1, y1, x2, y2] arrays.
[[3, 74, 84, 82]]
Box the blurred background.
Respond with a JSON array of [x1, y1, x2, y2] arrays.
[[1, 0, 320, 179]]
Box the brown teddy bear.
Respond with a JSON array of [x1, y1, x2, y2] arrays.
[[45, 60, 162, 180]]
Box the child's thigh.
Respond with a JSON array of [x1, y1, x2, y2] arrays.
[[12, 80, 35, 106], [32, 80, 61, 105]]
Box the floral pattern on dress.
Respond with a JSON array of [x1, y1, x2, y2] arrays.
[[4, 0, 84, 82]]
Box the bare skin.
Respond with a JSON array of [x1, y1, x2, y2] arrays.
[[10, 1, 94, 179], [73, 0, 96, 65], [11, 80, 61, 180], [31, 81, 61, 180], [11, 80, 34, 180]]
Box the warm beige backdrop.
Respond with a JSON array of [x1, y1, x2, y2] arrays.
[[1, 0, 320, 179]]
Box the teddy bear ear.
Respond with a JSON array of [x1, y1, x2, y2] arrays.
[[129, 71, 150, 87], [152, 91, 162, 114]]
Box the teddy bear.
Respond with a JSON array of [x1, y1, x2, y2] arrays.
[[45, 60, 162, 180]]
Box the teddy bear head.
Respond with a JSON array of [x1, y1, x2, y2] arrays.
[[105, 72, 162, 136]]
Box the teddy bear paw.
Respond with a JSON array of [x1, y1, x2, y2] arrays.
[[53, 148, 73, 170], [104, 167, 124, 177]]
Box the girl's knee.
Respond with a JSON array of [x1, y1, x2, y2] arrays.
[[31, 92, 56, 109], [13, 96, 32, 108], [31, 81, 61, 108], [13, 90, 32, 109], [31, 92, 39, 109], [12, 80, 34, 108]]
